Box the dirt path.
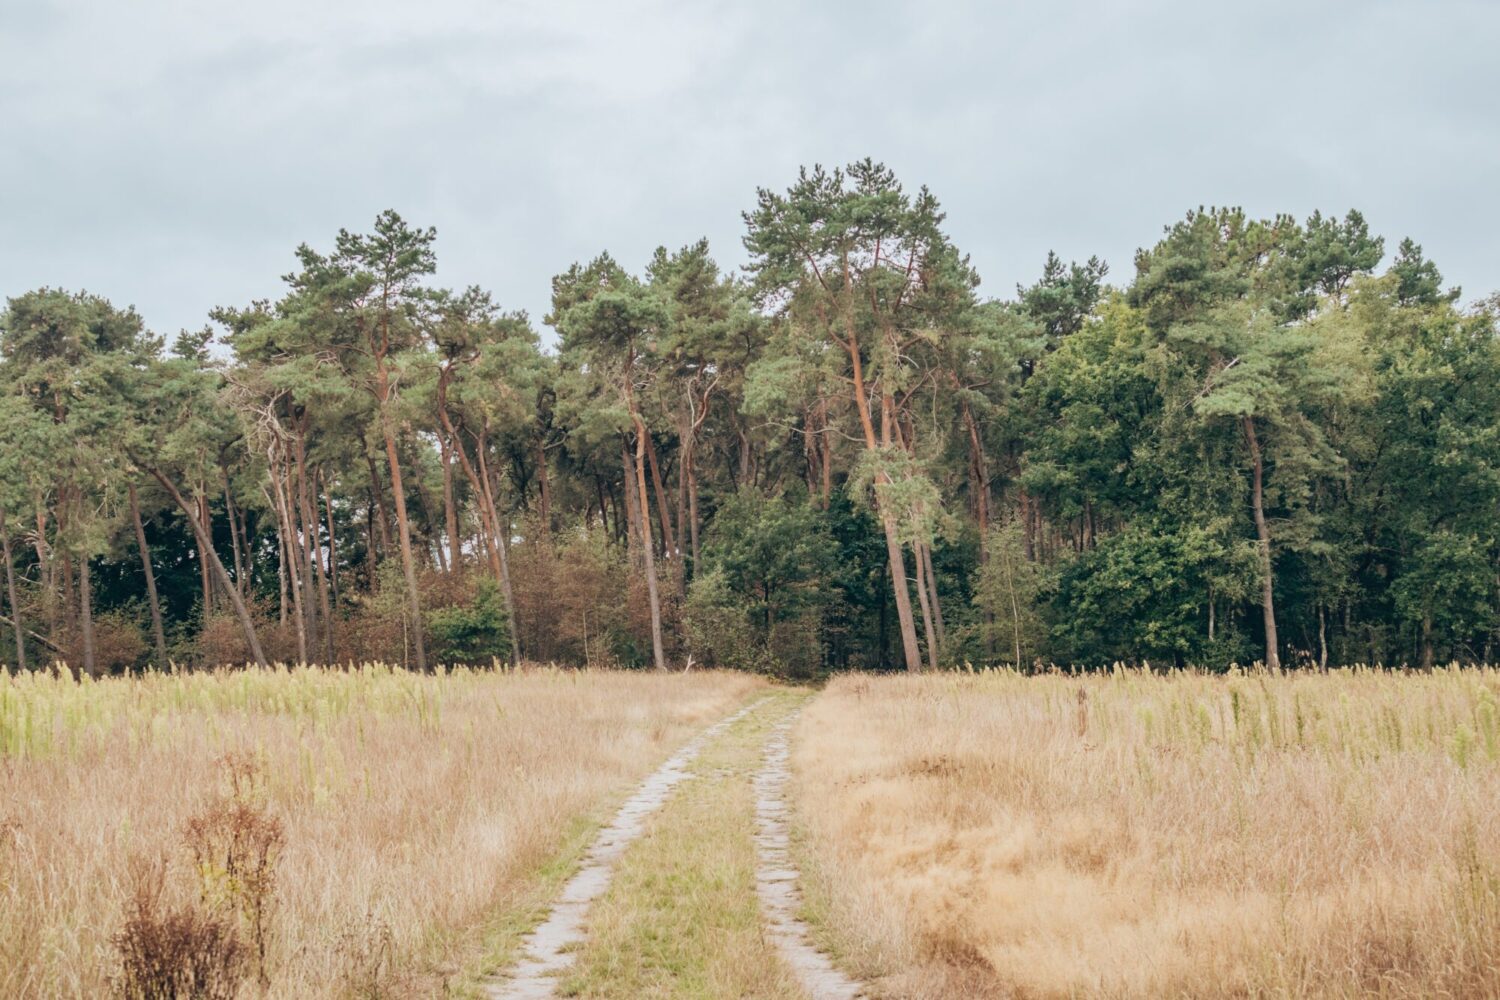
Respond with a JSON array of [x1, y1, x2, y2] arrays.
[[754, 707, 866, 1000], [487, 690, 866, 999], [486, 696, 770, 1000]]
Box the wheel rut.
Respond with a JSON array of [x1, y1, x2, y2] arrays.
[[754, 706, 867, 1000], [486, 696, 769, 999]]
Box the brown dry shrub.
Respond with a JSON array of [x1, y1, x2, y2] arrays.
[[184, 753, 285, 986], [112, 856, 246, 1000], [94, 612, 150, 674], [197, 603, 300, 667], [510, 525, 635, 665], [55, 612, 149, 676]]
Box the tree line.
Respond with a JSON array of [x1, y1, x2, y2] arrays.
[[2, 159, 1496, 675]]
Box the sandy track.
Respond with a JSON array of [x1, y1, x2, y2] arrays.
[[754, 707, 866, 1000], [486, 696, 769, 999]]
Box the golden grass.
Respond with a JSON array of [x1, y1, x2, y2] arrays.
[[0, 664, 760, 998], [561, 689, 808, 999], [795, 667, 1500, 999]]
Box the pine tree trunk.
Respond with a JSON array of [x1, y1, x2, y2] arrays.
[[197, 494, 214, 617], [643, 431, 677, 561], [365, 450, 393, 560], [128, 483, 169, 669], [288, 465, 318, 661], [912, 539, 940, 672], [472, 427, 522, 667], [1244, 415, 1281, 670], [381, 420, 427, 672], [1318, 603, 1328, 669], [236, 505, 253, 596], [622, 440, 642, 568], [962, 401, 990, 562], [0, 507, 26, 671], [536, 438, 552, 539], [274, 471, 308, 664], [272, 486, 288, 628], [921, 541, 946, 653], [441, 434, 460, 570], [435, 397, 521, 666], [294, 427, 333, 663], [222, 470, 246, 598], [321, 470, 340, 606], [686, 444, 701, 573], [150, 471, 268, 667], [33, 502, 56, 647], [843, 332, 923, 672], [78, 550, 97, 678], [410, 456, 444, 573], [632, 420, 668, 671]]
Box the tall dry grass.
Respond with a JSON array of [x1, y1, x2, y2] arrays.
[[796, 667, 1500, 999], [0, 663, 759, 997]]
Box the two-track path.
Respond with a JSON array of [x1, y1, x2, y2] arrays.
[[485, 689, 865, 999]]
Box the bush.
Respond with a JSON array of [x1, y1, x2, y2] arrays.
[[684, 567, 757, 671], [183, 774, 283, 985], [94, 612, 149, 674], [510, 522, 636, 666], [112, 857, 246, 1000], [427, 578, 512, 666]]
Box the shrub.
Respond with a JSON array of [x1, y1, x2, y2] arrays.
[[427, 578, 512, 666], [183, 754, 284, 987], [112, 857, 246, 1000]]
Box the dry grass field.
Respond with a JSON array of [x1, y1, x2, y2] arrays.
[[0, 664, 759, 998], [795, 668, 1500, 999]]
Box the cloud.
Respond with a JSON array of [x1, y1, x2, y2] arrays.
[[1, 0, 1496, 343]]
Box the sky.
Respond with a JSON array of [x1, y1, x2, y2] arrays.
[[2, 0, 1497, 347]]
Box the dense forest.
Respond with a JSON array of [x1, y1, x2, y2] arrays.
[[2, 160, 1496, 675]]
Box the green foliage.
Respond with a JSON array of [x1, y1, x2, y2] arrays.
[[427, 580, 512, 667], [1, 177, 1496, 676], [1051, 524, 1254, 667], [690, 491, 838, 675]]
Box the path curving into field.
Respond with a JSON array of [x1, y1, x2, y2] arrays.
[[486, 696, 770, 1000], [753, 707, 867, 1000]]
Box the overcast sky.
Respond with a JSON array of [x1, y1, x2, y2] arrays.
[[3, 0, 1497, 345]]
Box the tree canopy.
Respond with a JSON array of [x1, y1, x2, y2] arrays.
[[1, 167, 1496, 675]]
